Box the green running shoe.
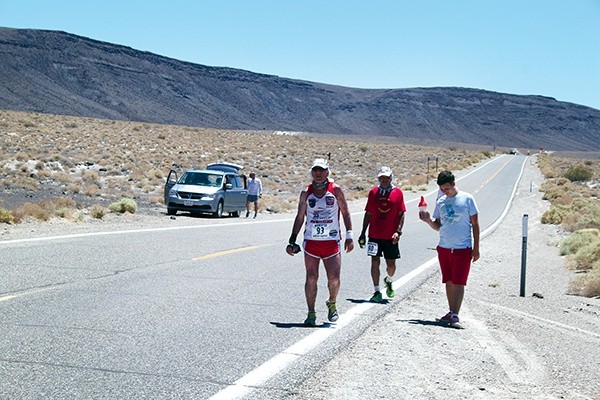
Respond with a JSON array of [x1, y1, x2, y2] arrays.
[[304, 311, 317, 327], [326, 301, 339, 322], [370, 291, 383, 302], [384, 277, 395, 298]]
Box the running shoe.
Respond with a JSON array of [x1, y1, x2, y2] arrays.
[[436, 312, 453, 324], [304, 311, 317, 327], [384, 277, 395, 298], [436, 312, 463, 328], [370, 291, 383, 303], [448, 314, 464, 329], [326, 301, 339, 322]]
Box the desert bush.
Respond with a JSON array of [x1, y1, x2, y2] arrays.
[[83, 183, 101, 197], [109, 198, 137, 214], [569, 269, 600, 298], [148, 196, 164, 204], [55, 207, 74, 219], [0, 208, 15, 224], [563, 198, 600, 231], [12, 202, 53, 222], [541, 205, 569, 225], [262, 194, 294, 213], [564, 165, 593, 182], [560, 229, 599, 257], [54, 197, 76, 209], [90, 205, 107, 219], [82, 170, 100, 184]]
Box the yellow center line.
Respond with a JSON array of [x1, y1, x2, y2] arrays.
[[193, 244, 272, 261], [474, 157, 513, 194]]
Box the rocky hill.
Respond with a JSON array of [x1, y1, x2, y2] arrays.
[[1, 27, 599, 151]]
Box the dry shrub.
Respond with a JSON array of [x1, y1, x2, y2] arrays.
[[90, 204, 107, 219], [148, 196, 163, 204], [0, 208, 15, 224], [569, 269, 600, 298], [55, 207, 75, 219], [67, 183, 81, 194], [562, 198, 600, 231], [560, 229, 600, 270], [82, 170, 100, 184], [83, 183, 101, 197], [262, 194, 295, 213], [564, 165, 593, 182], [55, 197, 76, 209], [109, 198, 137, 214], [12, 202, 53, 222]]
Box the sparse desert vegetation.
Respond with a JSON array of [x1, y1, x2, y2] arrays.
[[1, 109, 492, 221], [538, 153, 600, 297], [2, 109, 599, 297]]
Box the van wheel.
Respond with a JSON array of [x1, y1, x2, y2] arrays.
[[167, 207, 177, 216], [213, 201, 224, 218]]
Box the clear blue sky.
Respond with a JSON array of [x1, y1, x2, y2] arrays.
[[1, 0, 599, 110]]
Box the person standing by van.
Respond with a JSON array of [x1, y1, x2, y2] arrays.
[[246, 172, 262, 218]]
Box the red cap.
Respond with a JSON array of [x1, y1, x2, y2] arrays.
[[419, 196, 427, 207]]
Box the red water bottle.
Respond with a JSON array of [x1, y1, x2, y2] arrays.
[[418, 196, 427, 213]]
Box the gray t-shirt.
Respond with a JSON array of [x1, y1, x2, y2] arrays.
[[432, 191, 479, 249]]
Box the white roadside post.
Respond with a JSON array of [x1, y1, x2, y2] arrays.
[[520, 214, 529, 297]]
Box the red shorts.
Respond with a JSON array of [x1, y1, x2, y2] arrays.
[[436, 246, 472, 285], [304, 240, 341, 259]]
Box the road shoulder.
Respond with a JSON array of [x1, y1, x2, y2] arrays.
[[290, 157, 600, 399]]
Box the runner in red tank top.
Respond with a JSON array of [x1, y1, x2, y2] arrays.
[[286, 158, 354, 326]]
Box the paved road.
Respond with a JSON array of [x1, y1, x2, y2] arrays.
[[0, 155, 527, 399]]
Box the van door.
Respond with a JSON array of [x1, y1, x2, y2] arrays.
[[233, 175, 248, 210], [164, 170, 178, 204]]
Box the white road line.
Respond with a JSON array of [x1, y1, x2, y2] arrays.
[[208, 257, 440, 400], [0, 285, 62, 302], [0, 218, 293, 245]]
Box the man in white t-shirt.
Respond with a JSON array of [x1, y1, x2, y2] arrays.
[[419, 170, 480, 329], [245, 172, 262, 218]]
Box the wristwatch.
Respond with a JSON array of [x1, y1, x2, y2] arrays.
[[396, 230, 402, 236]]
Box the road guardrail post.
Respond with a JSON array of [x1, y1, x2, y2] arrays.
[[520, 214, 529, 297]]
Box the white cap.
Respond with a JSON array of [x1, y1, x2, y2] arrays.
[[311, 158, 329, 170], [377, 166, 393, 177]]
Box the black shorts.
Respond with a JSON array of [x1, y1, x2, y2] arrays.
[[367, 238, 400, 260]]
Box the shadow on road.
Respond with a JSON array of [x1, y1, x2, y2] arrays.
[[270, 321, 333, 329]]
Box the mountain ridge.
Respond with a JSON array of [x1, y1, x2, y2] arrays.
[[1, 26, 599, 151]]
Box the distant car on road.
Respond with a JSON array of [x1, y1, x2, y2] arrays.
[[164, 163, 247, 217], [509, 148, 519, 155]]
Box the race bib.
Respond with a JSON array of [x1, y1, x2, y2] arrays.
[[311, 224, 330, 239], [367, 241, 379, 256]]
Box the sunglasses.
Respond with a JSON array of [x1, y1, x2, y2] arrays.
[[312, 167, 327, 172]]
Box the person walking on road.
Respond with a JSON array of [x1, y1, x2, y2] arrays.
[[286, 158, 354, 326], [419, 170, 480, 329], [245, 172, 262, 218], [358, 166, 406, 302]]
